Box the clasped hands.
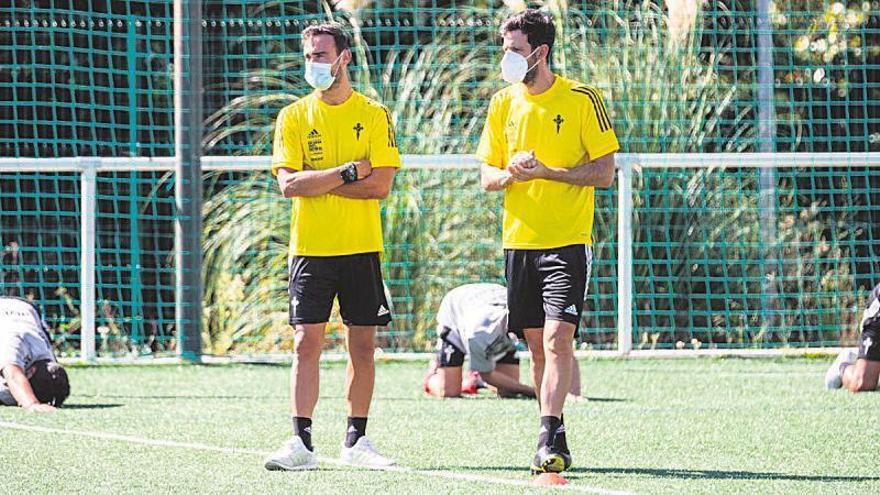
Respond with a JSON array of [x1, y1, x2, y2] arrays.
[[506, 150, 548, 182]]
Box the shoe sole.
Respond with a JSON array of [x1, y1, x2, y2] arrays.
[[264, 460, 319, 471]]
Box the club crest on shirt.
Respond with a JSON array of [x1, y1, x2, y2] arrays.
[[553, 114, 564, 134]]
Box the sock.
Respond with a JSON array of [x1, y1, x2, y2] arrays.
[[553, 414, 569, 453], [345, 417, 368, 448], [840, 362, 852, 377], [292, 416, 313, 452], [537, 415, 561, 449]]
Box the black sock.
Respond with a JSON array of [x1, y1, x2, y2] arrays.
[[292, 416, 313, 452], [345, 417, 368, 448], [537, 416, 561, 449], [554, 414, 569, 453]]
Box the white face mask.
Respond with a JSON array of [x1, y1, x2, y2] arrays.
[[304, 52, 343, 91], [500, 47, 540, 84]]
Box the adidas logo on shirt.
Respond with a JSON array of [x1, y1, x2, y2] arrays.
[[564, 305, 578, 316], [377, 305, 390, 317]]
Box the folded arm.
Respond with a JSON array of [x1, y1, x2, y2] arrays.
[[275, 160, 372, 198], [330, 167, 398, 200]]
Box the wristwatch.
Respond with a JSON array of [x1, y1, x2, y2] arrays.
[[340, 162, 359, 183]]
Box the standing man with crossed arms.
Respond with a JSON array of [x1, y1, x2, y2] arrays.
[[477, 10, 619, 474], [264, 23, 400, 471]]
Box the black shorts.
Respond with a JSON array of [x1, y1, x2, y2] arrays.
[[859, 329, 880, 361], [858, 285, 880, 361], [505, 244, 591, 337], [288, 252, 392, 326], [437, 336, 466, 368]]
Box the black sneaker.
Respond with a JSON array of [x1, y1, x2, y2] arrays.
[[530, 445, 568, 475], [553, 436, 573, 471]]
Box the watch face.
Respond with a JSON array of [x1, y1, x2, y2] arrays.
[[342, 164, 357, 183]]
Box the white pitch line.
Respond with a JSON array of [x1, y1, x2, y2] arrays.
[[0, 421, 632, 495]]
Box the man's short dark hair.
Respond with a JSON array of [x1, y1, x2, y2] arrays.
[[302, 22, 351, 56], [29, 360, 69, 407], [500, 9, 556, 63]]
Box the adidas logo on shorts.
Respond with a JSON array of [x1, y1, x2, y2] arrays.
[[377, 305, 390, 317], [564, 305, 578, 316]]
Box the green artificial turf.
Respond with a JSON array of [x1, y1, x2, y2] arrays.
[[0, 358, 877, 494]]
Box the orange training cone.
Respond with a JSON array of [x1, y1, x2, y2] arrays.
[[532, 472, 569, 487]]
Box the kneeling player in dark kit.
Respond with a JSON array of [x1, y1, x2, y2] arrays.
[[825, 283, 880, 392]]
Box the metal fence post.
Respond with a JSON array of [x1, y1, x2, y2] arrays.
[[617, 156, 634, 356], [174, 0, 203, 362], [757, 0, 779, 335], [79, 158, 97, 362]]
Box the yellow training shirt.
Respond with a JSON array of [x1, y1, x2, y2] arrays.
[[271, 91, 401, 256], [475, 76, 619, 249]]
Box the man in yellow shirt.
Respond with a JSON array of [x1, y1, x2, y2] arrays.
[[476, 9, 619, 475], [264, 23, 400, 471]]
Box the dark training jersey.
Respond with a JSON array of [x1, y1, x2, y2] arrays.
[[858, 283, 880, 361]]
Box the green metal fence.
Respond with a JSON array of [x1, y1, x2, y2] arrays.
[[1, 1, 878, 356]]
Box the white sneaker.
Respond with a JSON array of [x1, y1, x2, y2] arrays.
[[264, 436, 318, 471], [825, 350, 856, 390], [339, 436, 395, 468]]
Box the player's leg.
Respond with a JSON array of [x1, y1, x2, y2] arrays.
[[265, 256, 336, 471], [842, 359, 880, 392], [530, 320, 576, 474], [842, 327, 880, 392], [827, 311, 880, 392], [568, 245, 589, 402], [490, 356, 536, 398], [507, 248, 544, 396], [337, 252, 395, 467], [345, 324, 376, 417], [531, 244, 587, 474], [290, 323, 327, 420], [539, 320, 576, 416], [423, 332, 466, 397], [495, 358, 520, 381], [523, 329, 545, 400], [426, 365, 464, 398]]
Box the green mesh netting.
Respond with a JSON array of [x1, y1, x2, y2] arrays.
[[1, 1, 878, 355]]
